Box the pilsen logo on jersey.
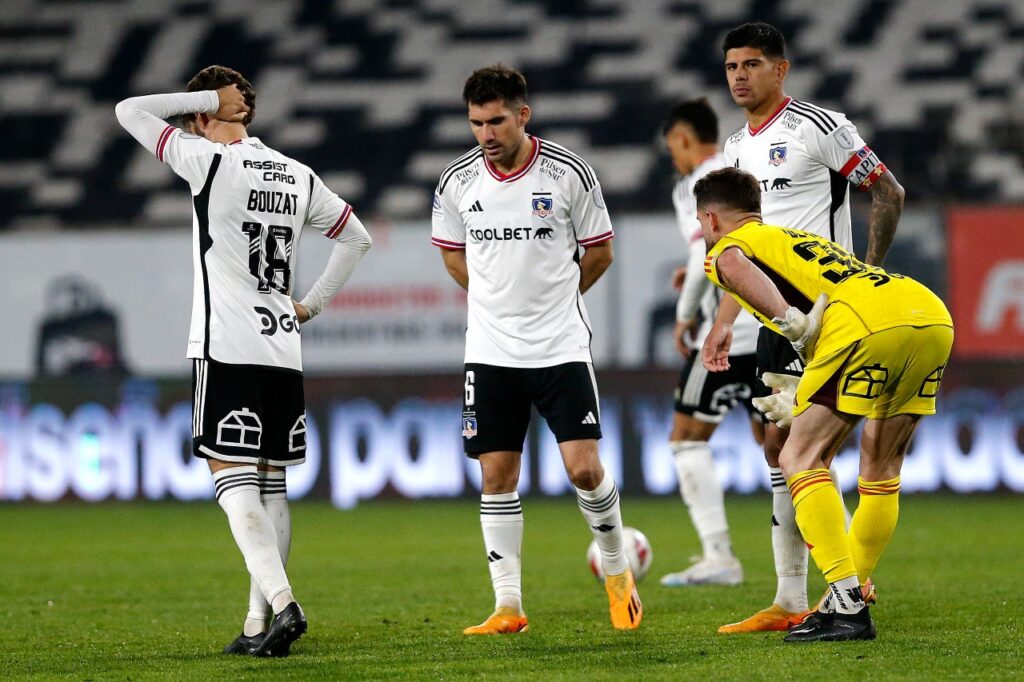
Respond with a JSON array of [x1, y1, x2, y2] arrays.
[[532, 195, 553, 217], [769, 144, 788, 166]]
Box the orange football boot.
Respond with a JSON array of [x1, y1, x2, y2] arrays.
[[462, 607, 529, 635], [605, 569, 643, 630], [718, 603, 808, 633]]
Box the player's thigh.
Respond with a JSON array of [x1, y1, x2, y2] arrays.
[[780, 403, 858, 476], [530, 362, 602, 443], [462, 363, 532, 458], [192, 358, 265, 465], [258, 366, 307, 466], [859, 414, 921, 481]]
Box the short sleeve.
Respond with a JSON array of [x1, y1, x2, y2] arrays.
[[804, 115, 888, 192], [158, 128, 222, 189], [306, 172, 354, 240], [431, 186, 466, 250], [571, 176, 614, 247]]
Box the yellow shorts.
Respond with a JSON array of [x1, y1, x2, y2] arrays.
[[793, 324, 954, 420]]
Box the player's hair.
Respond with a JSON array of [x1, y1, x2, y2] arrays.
[[185, 65, 256, 128], [463, 64, 528, 108], [722, 22, 787, 60], [693, 167, 762, 213], [661, 97, 718, 143]]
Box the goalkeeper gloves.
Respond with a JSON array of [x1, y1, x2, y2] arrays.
[[751, 372, 801, 428], [771, 293, 829, 360]]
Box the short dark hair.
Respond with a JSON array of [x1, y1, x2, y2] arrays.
[[186, 65, 256, 127], [722, 22, 787, 60], [661, 97, 718, 143], [462, 64, 528, 107], [693, 167, 762, 213]]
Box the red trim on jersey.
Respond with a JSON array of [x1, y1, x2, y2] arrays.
[[747, 97, 792, 137], [325, 204, 353, 239], [228, 139, 243, 145], [839, 146, 872, 177], [432, 236, 466, 250], [578, 230, 614, 247], [156, 125, 175, 162], [484, 136, 540, 183]]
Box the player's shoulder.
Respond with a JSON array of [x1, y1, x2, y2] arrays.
[[724, 124, 746, 148], [536, 137, 597, 191], [437, 146, 485, 194], [785, 99, 852, 137]]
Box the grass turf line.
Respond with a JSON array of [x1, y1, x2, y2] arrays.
[[1, 495, 1020, 680]]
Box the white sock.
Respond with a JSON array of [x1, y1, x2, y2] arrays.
[[670, 440, 734, 562], [770, 466, 808, 613], [829, 575, 866, 615], [243, 471, 292, 636], [213, 467, 295, 616], [480, 492, 523, 613], [576, 474, 628, 577]]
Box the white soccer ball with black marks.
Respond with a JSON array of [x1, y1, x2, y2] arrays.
[[587, 527, 653, 582]]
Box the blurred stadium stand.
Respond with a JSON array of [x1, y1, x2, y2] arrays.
[[1, 0, 1023, 231]]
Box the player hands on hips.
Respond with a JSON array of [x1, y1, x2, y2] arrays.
[[433, 65, 641, 634], [115, 66, 372, 655], [696, 167, 952, 642]]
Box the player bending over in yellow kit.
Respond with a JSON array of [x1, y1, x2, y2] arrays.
[[696, 167, 953, 642]]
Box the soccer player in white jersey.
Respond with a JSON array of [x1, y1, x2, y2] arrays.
[[432, 65, 642, 634], [115, 65, 372, 656], [702, 23, 905, 634], [659, 99, 763, 587]]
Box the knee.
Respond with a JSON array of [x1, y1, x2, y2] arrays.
[[566, 461, 604, 491]]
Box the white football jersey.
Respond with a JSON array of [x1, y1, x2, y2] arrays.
[[723, 97, 887, 252], [672, 153, 758, 354], [432, 136, 613, 367], [158, 131, 354, 372]]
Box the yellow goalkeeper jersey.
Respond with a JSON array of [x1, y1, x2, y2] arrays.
[[704, 221, 952, 357]]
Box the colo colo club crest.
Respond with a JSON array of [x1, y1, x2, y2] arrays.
[[532, 195, 553, 217], [769, 144, 787, 166]]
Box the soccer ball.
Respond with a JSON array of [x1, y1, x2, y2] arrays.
[[587, 527, 653, 582]]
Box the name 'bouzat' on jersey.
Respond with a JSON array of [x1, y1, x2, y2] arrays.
[[158, 123, 353, 372], [432, 136, 613, 368], [724, 97, 887, 253]]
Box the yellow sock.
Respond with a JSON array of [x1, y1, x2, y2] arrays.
[[849, 476, 900, 584], [788, 468, 858, 584]]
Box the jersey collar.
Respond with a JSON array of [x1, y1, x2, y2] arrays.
[[484, 135, 540, 183], [747, 97, 792, 137]]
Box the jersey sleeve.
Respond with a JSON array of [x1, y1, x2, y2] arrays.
[[306, 171, 355, 240], [431, 184, 466, 250], [571, 174, 614, 247], [804, 113, 888, 192], [114, 91, 222, 189]]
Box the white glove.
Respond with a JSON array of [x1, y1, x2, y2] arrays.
[[772, 293, 829, 360], [751, 372, 801, 428]]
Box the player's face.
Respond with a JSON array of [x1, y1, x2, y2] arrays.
[[724, 47, 788, 110], [468, 99, 531, 167], [663, 123, 693, 176]]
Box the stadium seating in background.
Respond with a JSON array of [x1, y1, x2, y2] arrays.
[[1, 0, 1022, 229]]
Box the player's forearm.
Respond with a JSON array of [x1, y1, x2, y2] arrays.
[[716, 248, 788, 320], [440, 248, 469, 290], [115, 91, 218, 151], [863, 171, 905, 266], [579, 241, 613, 293], [713, 291, 743, 327], [676, 243, 709, 321], [299, 214, 372, 319]]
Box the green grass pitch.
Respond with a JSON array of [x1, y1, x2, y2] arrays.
[[2, 495, 1021, 680]]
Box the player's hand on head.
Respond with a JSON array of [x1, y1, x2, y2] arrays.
[[214, 84, 250, 123], [671, 266, 688, 291], [701, 323, 732, 372]]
